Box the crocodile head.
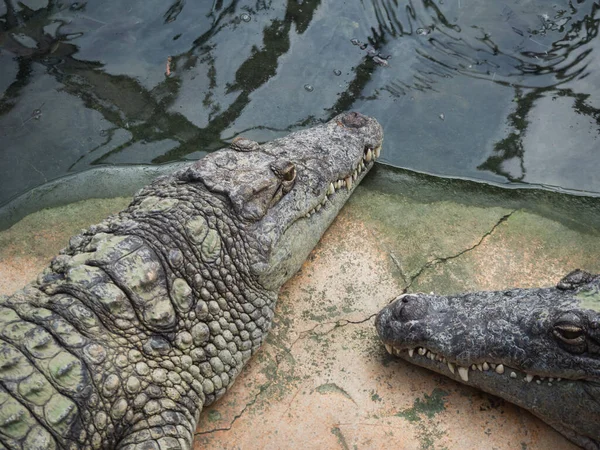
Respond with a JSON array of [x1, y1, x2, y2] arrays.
[[376, 270, 600, 449], [179, 111, 383, 290]]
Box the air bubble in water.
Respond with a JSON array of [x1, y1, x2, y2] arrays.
[[304, 84, 314, 92], [240, 13, 251, 22], [333, 69, 342, 76]]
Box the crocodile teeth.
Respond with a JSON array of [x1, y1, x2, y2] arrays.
[[383, 344, 565, 387], [374, 145, 381, 158], [305, 147, 379, 218], [525, 374, 534, 383]]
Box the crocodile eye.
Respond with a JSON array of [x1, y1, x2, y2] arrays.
[[553, 324, 585, 345], [282, 165, 296, 182]]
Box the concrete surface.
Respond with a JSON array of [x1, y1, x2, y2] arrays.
[[1, 167, 599, 450]]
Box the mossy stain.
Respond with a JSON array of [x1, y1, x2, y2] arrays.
[[396, 388, 449, 422]]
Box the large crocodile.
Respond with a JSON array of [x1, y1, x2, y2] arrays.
[[376, 269, 600, 449], [0, 112, 383, 450]]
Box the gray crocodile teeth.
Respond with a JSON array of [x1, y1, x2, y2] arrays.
[[458, 366, 469, 382], [345, 177, 352, 190], [495, 364, 505, 374], [327, 183, 335, 195], [365, 148, 373, 162], [374, 145, 381, 158], [482, 362, 489, 371], [408, 349, 414, 358], [418, 347, 426, 356], [447, 362, 455, 374], [384, 344, 393, 354], [525, 374, 534, 383]]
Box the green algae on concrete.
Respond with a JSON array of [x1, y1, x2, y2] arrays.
[[0, 197, 129, 261], [0, 197, 129, 295], [396, 388, 449, 422]]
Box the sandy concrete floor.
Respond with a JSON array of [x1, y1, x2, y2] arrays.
[[1, 175, 598, 450]]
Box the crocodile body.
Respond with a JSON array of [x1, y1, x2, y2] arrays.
[[376, 269, 600, 449], [0, 112, 383, 450]]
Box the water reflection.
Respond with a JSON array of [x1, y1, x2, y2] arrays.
[[0, 0, 599, 206]]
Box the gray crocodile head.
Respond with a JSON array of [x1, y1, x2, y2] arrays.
[[376, 270, 600, 449]]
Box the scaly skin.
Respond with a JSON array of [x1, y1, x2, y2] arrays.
[[0, 112, 383, 450], [376, 269, 600, 450]]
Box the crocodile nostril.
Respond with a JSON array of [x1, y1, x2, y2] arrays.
[[341, 111, 368, 128], [391, 293, 428, 322], [394, 293, 415, 304]]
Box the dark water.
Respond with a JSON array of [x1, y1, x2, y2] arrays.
[[1, 0, 599, 206]]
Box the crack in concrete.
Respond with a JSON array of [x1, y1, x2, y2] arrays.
[[197, 309, 380, 437], [195, 211, 517, 438], [401, 209, 517, 293], [193, 211, 519, 438], [195, 381, 267, 436]]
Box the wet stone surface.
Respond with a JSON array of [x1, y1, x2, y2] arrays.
[[1, 168, 599, 449]]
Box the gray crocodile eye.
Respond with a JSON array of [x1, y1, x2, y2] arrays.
[[553, 324, 585, 345]]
